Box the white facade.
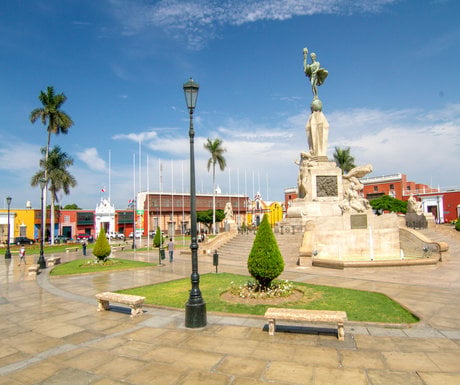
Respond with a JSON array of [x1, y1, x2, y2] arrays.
[[95, 199, 115, 237]]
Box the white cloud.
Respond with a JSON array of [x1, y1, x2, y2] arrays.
[[0, 143, 41, 171], [76, 148, 107, 172], [108, 0, 398, 50]]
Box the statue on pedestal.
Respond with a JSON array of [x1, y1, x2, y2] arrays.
[[303, 47, 328, 107]]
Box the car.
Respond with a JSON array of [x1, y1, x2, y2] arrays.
[[14, 237, 35, 245], [106, 231, 125, 240], [128, 230, 142, 238], [77, 233, 91, 240], [54, 235, 70, 244]]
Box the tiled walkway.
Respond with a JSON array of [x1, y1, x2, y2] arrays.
[[0, 227, 459, 384]]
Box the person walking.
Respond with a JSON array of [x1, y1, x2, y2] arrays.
[[18, 245, 26, 266], [82, 240, 87, 256], [167, 238, 174, 263]]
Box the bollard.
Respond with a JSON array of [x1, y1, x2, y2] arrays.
[[213, 250, 219, 273]]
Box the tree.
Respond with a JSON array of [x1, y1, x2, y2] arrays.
[[31, 146, 77, 244], [369, 195, 407, 214], [204, 138, 226, 235], [30, 86, 73, 244], [92, 228, 111, 261], [247, 215, 284, 290], [63, 203, 81, 210], [196, 209, 225, 233], [333, 146, 356, 174], [153, 226, 163, 248]]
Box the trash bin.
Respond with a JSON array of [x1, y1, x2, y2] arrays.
[[159, 248, 165, 262]]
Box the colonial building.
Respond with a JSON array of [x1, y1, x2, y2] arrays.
[[360, 174, 460, 223], [284, 174, 460, 224]]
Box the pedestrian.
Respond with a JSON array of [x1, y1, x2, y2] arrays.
[[18, 245, 26, 266], [82, 240, 87, 256], [167, 237, 174, 263]]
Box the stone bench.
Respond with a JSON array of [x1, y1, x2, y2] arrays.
[[46, 256, 61, 267], [95, 292, 146, 318], [264, 308, 347, 341], [111, 245, 126, 252], [65, 246, 79, 253], [28, 264, 40, 277]]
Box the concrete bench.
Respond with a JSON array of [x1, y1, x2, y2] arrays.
[[111, 245, 126, 252], [264, 308, 347, 341], [95, 292, 146, 318], [65, 247, 79, 253], [46, 256, 61, 267], [28, 264, 40, 277]]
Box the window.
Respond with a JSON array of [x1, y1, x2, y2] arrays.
[[389, 184, 394, 190], [373, 186, 378, 192]]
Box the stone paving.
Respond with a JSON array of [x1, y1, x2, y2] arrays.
[[0, 226, 459, 384]]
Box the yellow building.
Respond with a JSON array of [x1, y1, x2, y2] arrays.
[[245, 193, 284, 228], [0, 208, 37, 243]]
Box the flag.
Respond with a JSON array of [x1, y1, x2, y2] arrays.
[[128, 199, 134, 207], [101, 187, 106, 192]]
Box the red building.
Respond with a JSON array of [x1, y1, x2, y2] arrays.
[[360, 174, 460, 223], [284, 174, 460, 223]]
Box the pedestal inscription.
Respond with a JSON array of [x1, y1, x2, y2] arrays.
[[316, 176, 338, 197], [350, 214, 368, 229]]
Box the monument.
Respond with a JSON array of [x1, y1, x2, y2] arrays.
[[281, 47, 402, 264]]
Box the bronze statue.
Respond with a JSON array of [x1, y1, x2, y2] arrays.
[[303, 48, 328, 99]]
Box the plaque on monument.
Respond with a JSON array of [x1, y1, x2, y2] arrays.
[[350, 214, 368, 229], [316, 176, 338, 197]]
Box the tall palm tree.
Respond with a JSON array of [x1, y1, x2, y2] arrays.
[[31, 146, 77, 244], [30, 86, 73, 243], [204, 138, 227, 235], [333, 146, 356, 174]]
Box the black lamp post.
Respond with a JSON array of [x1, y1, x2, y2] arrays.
[[37, 178, 46, 269], [183, 77, 207, 328], [5, 196, 12, 259]]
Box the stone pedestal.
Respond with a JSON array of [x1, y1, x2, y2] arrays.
[[306, 111, 329, 157]]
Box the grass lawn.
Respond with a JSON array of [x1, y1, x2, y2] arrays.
[[118, 272, 419, 324], [49, 258, 155, 276]]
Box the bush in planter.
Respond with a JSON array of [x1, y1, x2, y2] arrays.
[[247, 215, 284, 290], [153, 226, 163, 248], [92, 228, 111, 261]]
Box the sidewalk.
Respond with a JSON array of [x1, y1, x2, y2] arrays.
[[0, 227, 459, 384]]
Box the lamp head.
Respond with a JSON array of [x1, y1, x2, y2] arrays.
[[6, 196, 12, 206], [183, 77, 199, 111]]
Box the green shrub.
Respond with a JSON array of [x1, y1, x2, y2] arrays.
[[92, 228, 111, 261], [247, 215, 284, 290], [153, 226, 163, 247], [455, 220, 460, 232]]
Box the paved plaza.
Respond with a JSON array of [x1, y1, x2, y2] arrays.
[[0, 227, 459, 384]]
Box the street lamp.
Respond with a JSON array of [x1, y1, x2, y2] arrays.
[[5, 196, 12, 259], [183, 77, 207, 328], [37, 178, 46, 269]]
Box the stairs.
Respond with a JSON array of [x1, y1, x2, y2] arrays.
[[216, 231, 304, 266]]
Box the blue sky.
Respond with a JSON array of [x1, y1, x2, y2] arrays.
[[0, 0, 459, 210]]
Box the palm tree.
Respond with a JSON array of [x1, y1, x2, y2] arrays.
[[31, 146, 77, 244], [333, 146, 356, 174], [204, 138, 227, 235], [30, 86, 73, 243]]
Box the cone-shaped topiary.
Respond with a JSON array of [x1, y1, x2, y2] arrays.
[[153, 226, 163, 247], [92, 227, 111, 261], [247, 215, 284, 290], [455, 220, 460, 232]]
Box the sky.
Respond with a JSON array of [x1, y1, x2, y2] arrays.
[[0, 0, 459, 210]]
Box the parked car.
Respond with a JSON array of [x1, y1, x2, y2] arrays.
[[128, 230, 142, 238], [54, 235, 70, 244], [77, 233, 91, 241], [14, 237, 35, 245], [106, 231, 125, 240]]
